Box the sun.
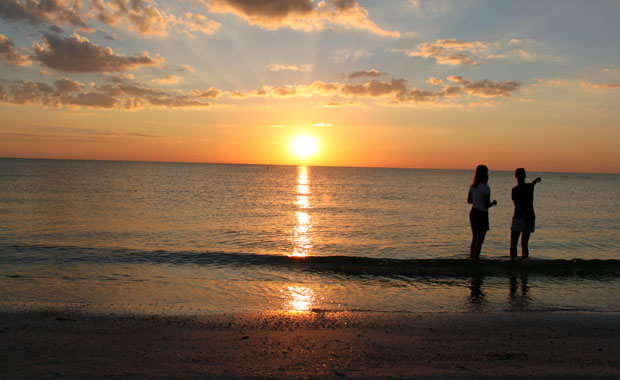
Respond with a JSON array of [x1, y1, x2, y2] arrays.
[[290, 136, 318, 159]]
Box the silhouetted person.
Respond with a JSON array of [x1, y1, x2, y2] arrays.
[[510, 168, 541, 259], [467, 165, 497, 259]]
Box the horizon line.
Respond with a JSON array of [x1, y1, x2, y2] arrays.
[[2, 156, 618, 176]]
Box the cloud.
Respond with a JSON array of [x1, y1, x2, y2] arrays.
[[269, 63, 312, 72], [400, 39, 488, 65], [33, 33, 158, 73], [0, 0, 86, 26], [0, 1, 219, 37], [497, 49, 562, 63], [178, 12, 221, 36], [0, 34, 31, 66], [90, 0, 169, 35], [580, 82, 620, 90], [447, 75, 520, 97], [230, 74, 519, 105], [0, 75, 222, 109], [53, 77, 84, 94], [149, 75, 182, 85], [70, 92, 118, 107], [192, 87, 223, 99], [427, 77, 442, 85], [207, 0, 400, 37], [344, 69, 385, 79]]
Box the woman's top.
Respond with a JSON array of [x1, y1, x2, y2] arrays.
[[470, 184, 491, 212]]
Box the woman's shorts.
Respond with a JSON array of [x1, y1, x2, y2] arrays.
[[469, 208, 489, 231], [511, 218, 535, 233]]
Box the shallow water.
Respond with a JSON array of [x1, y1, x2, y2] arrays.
[[1, 159, 619, 314]]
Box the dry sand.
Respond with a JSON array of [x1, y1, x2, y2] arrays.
[[1, 309, 619, 379]]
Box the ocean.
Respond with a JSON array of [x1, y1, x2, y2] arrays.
[[1, 158, 619, 314]]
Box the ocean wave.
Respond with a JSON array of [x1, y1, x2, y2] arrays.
[[2, 243, 620, 278]]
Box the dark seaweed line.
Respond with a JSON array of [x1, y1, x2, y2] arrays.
[[2, 243, 620, 278]]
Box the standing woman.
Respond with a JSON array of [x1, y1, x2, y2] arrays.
[[467, 165, 497, 259]]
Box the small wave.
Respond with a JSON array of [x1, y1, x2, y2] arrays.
[[2, 243, 620, 278]]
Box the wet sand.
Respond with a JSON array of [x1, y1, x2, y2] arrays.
[[1, 310, 619, 379]]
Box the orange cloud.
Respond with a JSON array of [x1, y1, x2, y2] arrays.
[[399, 39, 489, 65], [269, 63, 312, 72]]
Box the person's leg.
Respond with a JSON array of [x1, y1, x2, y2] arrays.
[[521, 231, 531, 259], [510, 231, 521, 259], [470, 231, 477, 259], [473, 231, 486, 259]]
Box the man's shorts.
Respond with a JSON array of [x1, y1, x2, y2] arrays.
[[511, 218, 535, 233]]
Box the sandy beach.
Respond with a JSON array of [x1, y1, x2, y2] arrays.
[[1, 309, 619, 379]]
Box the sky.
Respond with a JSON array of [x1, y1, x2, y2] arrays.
[[0, 0, 619, 173]]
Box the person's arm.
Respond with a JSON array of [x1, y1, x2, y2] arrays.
[[467, 188, 473, 204], [531, 177, 541, 186], [483, 194, 497, 208]]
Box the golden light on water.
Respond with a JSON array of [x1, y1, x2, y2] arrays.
[[285, 285, 316, 312], [290, 136, 319, 159], [291, 166, 312, 257]]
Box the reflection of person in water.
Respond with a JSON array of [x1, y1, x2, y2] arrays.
[[509, 271, 530, 310], [467, 165, 497, 259], [510, 168, 541, 259], [467, 275, 487, 310]]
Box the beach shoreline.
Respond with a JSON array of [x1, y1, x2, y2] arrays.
[[1, 309, 619, 379]]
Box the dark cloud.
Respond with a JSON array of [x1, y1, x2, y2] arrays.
[[146, 96, 211, 107], [448, 76, 520, 97], [330, 0, 357, 11], [194, 87, 223, 99], [210, 0, 314, 20], [209, 0, 399, 37], [53, 77, 84, 95], [0, 34, 31, 66], [233, 74, 518, 104], [49, 25, 64, 33], [98, 83, 167, 97], [0, 76, 222, 109], [341, 78, 407, 97], [33, 33, 157, 73], [0, 0, 86, 26], [345, 69, 385, 79], [10, 80, 54, 104], [273, 85, 297, 97], [69, 92, 117, 108]]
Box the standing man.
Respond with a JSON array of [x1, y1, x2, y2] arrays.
[[510, 168, 541, 259]]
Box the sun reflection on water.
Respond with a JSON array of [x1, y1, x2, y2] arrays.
[[291, 166, 312, 257], [284, 285, 316, 312]]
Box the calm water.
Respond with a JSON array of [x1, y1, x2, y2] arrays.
[[1, 158, 619, 314]]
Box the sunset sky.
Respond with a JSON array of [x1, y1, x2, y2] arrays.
[[1, 0, 619, 173]]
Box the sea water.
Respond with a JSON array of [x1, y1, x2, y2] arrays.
[[1, 158, 619, 314]]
